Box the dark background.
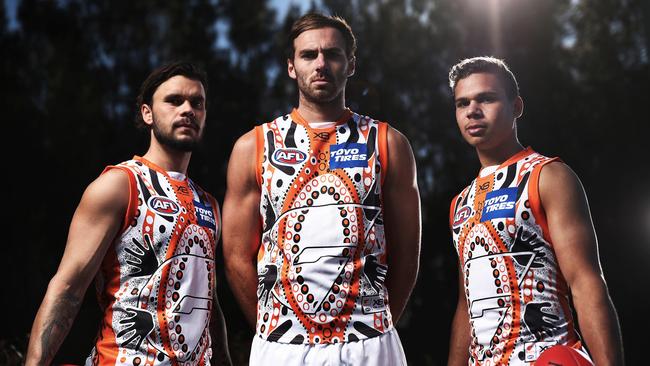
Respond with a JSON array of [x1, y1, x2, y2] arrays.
[[3, 0, 649, 365]]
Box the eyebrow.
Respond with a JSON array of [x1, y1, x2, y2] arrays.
[[163, 93, 205, 101], [454, 91, 499, 103], [298, 47, 344, 55]]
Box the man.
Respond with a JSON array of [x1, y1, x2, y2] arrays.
[[222, 13, 421, 365], [26, 62, 232, 366], [446, 56, 624, 366]]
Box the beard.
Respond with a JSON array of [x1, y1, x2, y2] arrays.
[[295, 70, 346, 104], [152, 114, 203, 152]]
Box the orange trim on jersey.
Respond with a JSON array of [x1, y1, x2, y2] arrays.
[[449, 193, 461, 229], [528, 157, 561, 244], [289, 108, 352, 131], [101, 165, 138, 235], [96, 238, 122, 365], [133, 155, 187, 183], [207, 193, 222, 242], [377, 121, 389, 186], [496, 146, 534, 170], [254, 125, 264, 189]]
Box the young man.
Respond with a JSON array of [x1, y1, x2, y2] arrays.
[[446, 56, 624, 366], [26, 62, 232, 366], [222, 13, 421, 365]]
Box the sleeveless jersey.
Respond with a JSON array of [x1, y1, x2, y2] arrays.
[[88, 156, 221, 366], [449, 148, 582, 365], [254, 109, 392, 345]]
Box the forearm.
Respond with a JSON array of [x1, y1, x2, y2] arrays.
[[225, 259, 259, 328], [210, 300, 233, 366], [385, 265, 418, 324], [447, 304, 471, 366], [26, 281, 83, 366], [572, 279, 624, 366]]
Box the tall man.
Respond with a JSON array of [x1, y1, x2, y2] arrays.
[[26, 62, 232, 366], [222, 13, 421, 365], [446, 56, 624, 365]]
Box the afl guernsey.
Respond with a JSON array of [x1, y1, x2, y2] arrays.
[[449, 147, 583, 365], [88, 156, 221, 366], [254, 109, 392, 345]]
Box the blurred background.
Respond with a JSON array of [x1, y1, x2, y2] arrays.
[[2, 0, 649, 365]]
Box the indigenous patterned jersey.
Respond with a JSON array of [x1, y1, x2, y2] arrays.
[[88, 156, 220, 366], [449, 148, 582, 365], [254, 109, 392, 345]]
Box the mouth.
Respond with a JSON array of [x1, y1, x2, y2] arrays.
[[465, 123, 487, 136], [174, 120, 199, 132]]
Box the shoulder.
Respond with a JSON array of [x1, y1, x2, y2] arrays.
[[386, 125, 413, 153], [80, 167, 131, 211], [231, 128, 258, 156], [538, 160, 586, 206]]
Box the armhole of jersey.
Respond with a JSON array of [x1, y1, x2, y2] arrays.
[[101, 165, 138, 236], [254, 125, 264, 189], [208, 194, 222, 243], [529, 157, 562, 245], [449, 193, 461, 229], [377, 121, 389, 187]]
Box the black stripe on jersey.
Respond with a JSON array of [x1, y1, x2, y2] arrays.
[[345, 118, 359, 143], [499, 164, 517, 190], [267, 130, 295, 176], [149, 168, 168, 197], [267, 319, 292, 342], [366, 126, 377, 159], [285, 122, 298, 148], [516, 172, 530, 200], [353, 321, 382, 338], [137, 174, 152, 203]]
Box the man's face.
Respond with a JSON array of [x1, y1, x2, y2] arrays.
[[453, 72, 522, 150], [142, 75, 207, 152], [288, 27, 355, 104]]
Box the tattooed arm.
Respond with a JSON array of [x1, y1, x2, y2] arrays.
[[26, 169, 129, 366]]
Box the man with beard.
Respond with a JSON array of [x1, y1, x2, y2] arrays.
[[222, 13, 421, 365], [26, 62, 232, 366]]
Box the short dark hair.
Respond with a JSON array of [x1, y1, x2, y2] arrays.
[[135, 61, 208, 129], [448, 56, 519, 100], [287, 13, 356, 59]]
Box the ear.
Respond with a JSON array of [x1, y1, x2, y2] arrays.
[[141, 103, 154, 126], [347, 56, 356, 77], [287, 58, 297, 80], [513, 96, 523, 119]]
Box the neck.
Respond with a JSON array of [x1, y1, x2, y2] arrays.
[[142, 139, 191, 174], [297, 92, 347, 123], [476, 138, 525, 168]]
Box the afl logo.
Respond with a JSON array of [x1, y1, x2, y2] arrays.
[[452, 206, 472, 228], [147, 196, 180, 215], [272, 148, 307, 165]]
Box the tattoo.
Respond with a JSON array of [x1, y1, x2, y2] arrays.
[[38, 293, 82, 364]]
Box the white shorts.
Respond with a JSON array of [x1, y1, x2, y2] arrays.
[[249, 329, 407, 366]]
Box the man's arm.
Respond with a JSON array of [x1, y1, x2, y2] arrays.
[[25, 169, 129, 366], [210, 292, 233, 366], [222, 130, 262, 328], [540, 161, 624, 366], [447, 265, 471, 366], [382, 126, 421, 324]]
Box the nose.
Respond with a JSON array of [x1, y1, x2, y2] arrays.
[[466, 100, 482, 119], [315, 51, 327, 70], [179, 99, 196, 117]]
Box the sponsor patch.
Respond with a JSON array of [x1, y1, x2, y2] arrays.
[[361, 295, 386, 314], [329, 143, 368, 169], [524, 341, 558, 362], [452, 206, 473, 228], [194, 200, 216, 230], [480, 187, 517, 222], [272, 148, 307, 165], [147, 196, 180, 216]]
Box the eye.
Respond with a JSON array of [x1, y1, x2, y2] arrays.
[[455, 100, 469, 108], [301, 51, 318, 60], [192, 99, 205, 110], [166, 96, 184, 106]]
